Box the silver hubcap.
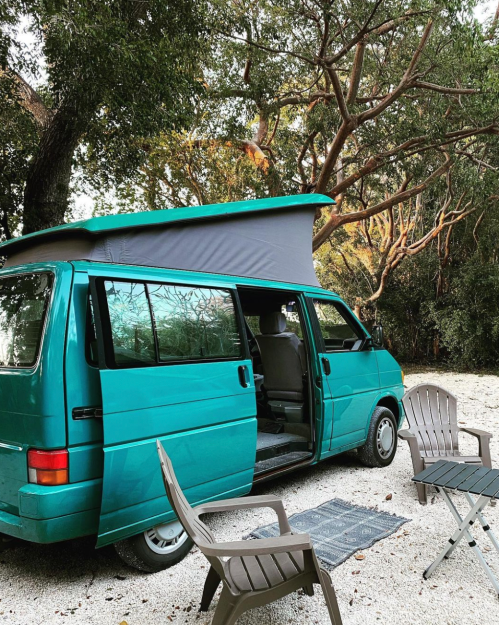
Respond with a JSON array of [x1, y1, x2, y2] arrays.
[[144, 520, 188, 555], [377, 417, 395, 459]]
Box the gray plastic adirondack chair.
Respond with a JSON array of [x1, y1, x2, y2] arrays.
[[156, 441, 343, 625], [399, 384, 492, 504]]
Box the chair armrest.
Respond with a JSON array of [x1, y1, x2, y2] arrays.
[[397, 429, 424, 475], [195, 495, 292, 534], [460, 428, 493, 468], [460, 427, 492, 439], [202, 533, 312, 558], [398, 429, 416, 441]]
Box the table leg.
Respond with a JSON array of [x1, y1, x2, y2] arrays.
[[438, 489, 466, 559], [465, 492, 499, 556], [470, 541, 499, 596], [423, 494, 489, 580]]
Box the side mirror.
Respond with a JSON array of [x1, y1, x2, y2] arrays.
[[371, 324, 384, 348]]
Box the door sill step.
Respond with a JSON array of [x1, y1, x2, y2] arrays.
[[254, 451, 312, 476], [256, 432, 309, 462]]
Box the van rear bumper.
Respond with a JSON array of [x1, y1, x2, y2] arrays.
[[0, 508, 98, 543], [0, 478, 101, 544]]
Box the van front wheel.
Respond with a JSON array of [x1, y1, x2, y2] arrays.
[[357, 406, 397, 468], [114, 520, 193, 572]]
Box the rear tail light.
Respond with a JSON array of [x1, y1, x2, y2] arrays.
[[27, 449, 69, 485]]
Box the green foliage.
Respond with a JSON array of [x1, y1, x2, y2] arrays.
[[92, 0, 497, 211], [0, 0, 205, 232], [429, 261, 499, 369], [360, 208, 499, 370]]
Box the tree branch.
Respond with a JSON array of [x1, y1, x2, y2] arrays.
[[214, 29, 316, 65], [313, 155, 451, 248], [324, 10, 424, 65], [412, 81, 478, 95], [314, 120, 354, 194], [346, 39, 366, 105], [1, 68, 53, 128], [357, 19, 434, 125], [326, 66, 351, 121]]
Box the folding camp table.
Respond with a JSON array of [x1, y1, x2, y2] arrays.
[[413, 459, 499, 597]]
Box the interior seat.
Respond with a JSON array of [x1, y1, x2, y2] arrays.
[[255, 312, 306, 401]]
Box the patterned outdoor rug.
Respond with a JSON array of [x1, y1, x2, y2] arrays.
[[249, 498, 410, 569]]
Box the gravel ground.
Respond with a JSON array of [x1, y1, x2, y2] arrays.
[[1, 371, 499, 625]]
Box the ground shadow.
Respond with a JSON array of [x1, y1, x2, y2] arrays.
[[0, 534, 136, 585]]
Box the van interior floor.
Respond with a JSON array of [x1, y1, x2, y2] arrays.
[[254, 424, 312, 477]]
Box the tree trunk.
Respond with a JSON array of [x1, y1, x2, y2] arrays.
[[22, 102, 88, 234]]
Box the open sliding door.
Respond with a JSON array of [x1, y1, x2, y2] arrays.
[[89, 271, 257, 547]]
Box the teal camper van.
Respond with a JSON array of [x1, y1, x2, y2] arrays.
[[0, 194, 404, 571]]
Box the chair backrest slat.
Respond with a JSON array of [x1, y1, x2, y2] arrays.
[[446, 392, 459, 451], [402, 384, 460, 458], [156, 442, 217, 548], [417, 387, 440, 454], [427, 386, 446, 453], [406, 392, 434, 453]]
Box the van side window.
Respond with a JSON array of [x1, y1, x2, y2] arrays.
[[105, 281, 156, 366], [148, 284, 241, 361], [0, 272, 52, 368], [100, 279, 242, 367], [312, 299, 363, 352]]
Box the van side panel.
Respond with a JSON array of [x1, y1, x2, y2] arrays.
[[0, 263, 72, 520], [375, 349, 405, 392], [100, 420, 256, 543], [97, 360, 257, 546], [374, 349, 405, 426]]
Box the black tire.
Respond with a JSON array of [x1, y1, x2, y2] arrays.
[[357, 406, 398, 468], [114, 523, 193, 573]]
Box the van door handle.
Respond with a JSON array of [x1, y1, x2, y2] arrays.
[[321, 358, 331, 376], [72, 406, 103, 420], [238, 365, 250, 388]]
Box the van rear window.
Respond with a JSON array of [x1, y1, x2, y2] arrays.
[[0, 273, 52, 367]]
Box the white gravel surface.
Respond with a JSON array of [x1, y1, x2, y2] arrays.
[[1, 371, 499, 625]]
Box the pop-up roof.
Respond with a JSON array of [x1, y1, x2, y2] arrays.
[[0, 194, 335, 287]]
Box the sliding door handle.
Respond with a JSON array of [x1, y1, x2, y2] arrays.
[[238, 365, 250, 388], [321, 357, 331, 376]]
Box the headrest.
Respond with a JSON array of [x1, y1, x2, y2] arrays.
[[259, 312, 287, 335]]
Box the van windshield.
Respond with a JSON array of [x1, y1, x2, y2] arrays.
[[0, 273, 53, 368]]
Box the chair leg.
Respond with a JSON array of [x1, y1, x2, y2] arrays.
[[302, 584, 314, 596], [318, 569, 343, 625], [416, 482, 428, 505], [211, 586, 240, 625], [200, 566, 222, 612]]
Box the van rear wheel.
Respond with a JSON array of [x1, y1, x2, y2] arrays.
[[114, 520, 193, 572], [357, 406, 397, 468]]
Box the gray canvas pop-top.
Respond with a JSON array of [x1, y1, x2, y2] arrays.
[[0, 194, 335, 287]]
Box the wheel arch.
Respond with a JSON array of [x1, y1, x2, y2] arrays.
[[366, 392, 403, 435], [376, 395, 400, 421]]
